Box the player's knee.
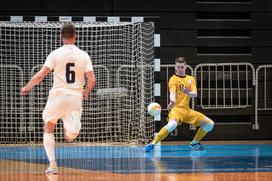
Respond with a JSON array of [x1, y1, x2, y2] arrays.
[[202, 119, 214, 132], [164, 120, 178, 132], [43, 122, 56, 133]]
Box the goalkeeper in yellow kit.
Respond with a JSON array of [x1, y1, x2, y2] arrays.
[[145, 57, 214, 151]]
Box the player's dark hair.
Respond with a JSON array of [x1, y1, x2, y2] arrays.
[[175, 57, 186, 64], [61, 22, 76, 39]]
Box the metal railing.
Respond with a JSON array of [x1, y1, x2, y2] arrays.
[[0, 65, 24, 143], [194, 63, 255, 109], [255, 65, 272, 130]]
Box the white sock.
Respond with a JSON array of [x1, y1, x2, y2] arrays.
[[43, 133, 56, 165]]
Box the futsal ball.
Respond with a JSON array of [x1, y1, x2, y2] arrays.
[[147, 102, 161, 116]]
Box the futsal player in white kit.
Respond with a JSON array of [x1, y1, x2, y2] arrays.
[[20, 22, 96, 174]]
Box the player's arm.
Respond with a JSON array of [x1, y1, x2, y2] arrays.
[[20, 66, 51, 95], [83, 71, 96, 99], [168, 78, 176, 110], [181, 78, 197, 98], [185, 89, 197, 98]]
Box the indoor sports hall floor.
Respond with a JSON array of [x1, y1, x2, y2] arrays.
[[0, 141, 271, 181]]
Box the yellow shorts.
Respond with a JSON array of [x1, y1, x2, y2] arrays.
[[168, 107, 206, 126]]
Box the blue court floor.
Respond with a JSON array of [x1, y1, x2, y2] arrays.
[[0, 142, 272, 174]]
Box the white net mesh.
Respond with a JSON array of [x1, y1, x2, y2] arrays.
[[0, 21, 155, 144]]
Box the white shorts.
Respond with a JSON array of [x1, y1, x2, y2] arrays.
[[42, 93, 82, 133]]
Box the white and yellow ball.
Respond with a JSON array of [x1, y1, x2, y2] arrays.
[[147, 102, 161, 116]]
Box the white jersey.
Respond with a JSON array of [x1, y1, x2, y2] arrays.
[[44, 44, 93, 96]]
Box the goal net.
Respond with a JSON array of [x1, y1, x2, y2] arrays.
[[0, 21, 155, 144]]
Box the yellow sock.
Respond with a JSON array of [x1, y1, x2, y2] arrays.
[[193, 127, 207, 143], [152, 127, 169, 145]]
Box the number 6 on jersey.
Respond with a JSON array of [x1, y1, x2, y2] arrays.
[[66, 63, 75, 83]]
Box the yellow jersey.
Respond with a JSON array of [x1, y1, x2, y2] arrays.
[[168, 74, 197, 108]]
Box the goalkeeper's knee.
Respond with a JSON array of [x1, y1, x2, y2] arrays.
[[202, 119, 214, 132], [164, 120, 178, 132]]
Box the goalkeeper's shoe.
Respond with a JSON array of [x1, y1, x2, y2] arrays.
[[144, 144, 155, 152], [46, 165, 59, 175], [189, 142, 204, 150]]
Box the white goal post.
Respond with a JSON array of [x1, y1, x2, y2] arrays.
[[0, 21, 155, 144]]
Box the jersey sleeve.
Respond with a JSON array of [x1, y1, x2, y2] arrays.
[[84, 54, 94, 72], [190, 77, 197, 93], [44, 52, 55, 70], [168, 77, 177, 102], [168, 77, 176, 93]]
